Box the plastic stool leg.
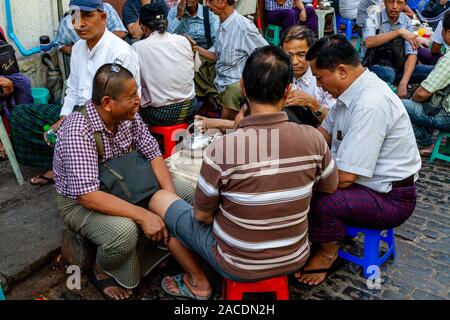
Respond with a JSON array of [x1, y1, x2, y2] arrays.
[[0, 118, 24, 185], [429, 132, 444, 163], [346, 20, 352, 40], [363, 231, 381, 278]]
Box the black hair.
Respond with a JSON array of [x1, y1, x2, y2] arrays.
[[92, 63, 135, 105], [281, 25, 315, 48], [140, 3, 168, 34], [242, 45, 293, 105], [305, 34, 361, 71], [444, 11, 450, 32]]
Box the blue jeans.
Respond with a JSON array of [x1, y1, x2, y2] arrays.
[[370, 64, 434, 84], [402, 99, 450, 147]]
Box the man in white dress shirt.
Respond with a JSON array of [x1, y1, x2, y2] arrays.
[[295, 35, 421, 286], [12, 0, 140, 186]]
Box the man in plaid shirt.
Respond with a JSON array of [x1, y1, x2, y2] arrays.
[[53, 64, 176, 300]]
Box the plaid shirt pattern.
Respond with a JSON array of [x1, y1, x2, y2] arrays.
[[265, 0, 294, 11], [421, 51, 450, 112], [53, 100, 161, 199], [52, 3, 127, 49]]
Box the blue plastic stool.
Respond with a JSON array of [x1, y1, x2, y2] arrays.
[[338, 226, 396, 278], [336, 16, 359, 41], [429, 131, 450, 164], [32, 87, 51, 104], [265, 24, 282, 46]]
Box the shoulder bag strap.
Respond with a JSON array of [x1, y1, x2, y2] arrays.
[[77, 106, 105, 162], [203, 6, 212, 49]]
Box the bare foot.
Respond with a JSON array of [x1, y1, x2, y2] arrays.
[[93, 263, 133, 300], [419, 144, 435, 156], [162, 273, 211, 299], [295, 245, 338, 286]]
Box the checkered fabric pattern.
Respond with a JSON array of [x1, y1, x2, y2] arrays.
[[308, 183, 417, 243], [53, 100, 162, 199], [139, 98, 199, 126], [10, 103, 62, 169], [265, 0, 294, 11], [421, 51, 450, 112]]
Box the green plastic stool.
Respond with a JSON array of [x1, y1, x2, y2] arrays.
[[32, 87, 51, 104], [265, 24, 282, 46], [429, 131, 450, 164]]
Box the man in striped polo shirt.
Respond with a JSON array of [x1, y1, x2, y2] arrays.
[[295, 35, 421, 286], [147, 46, 338, 299]]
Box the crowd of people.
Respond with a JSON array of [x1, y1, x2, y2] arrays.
[[0, 0, 449, 300]]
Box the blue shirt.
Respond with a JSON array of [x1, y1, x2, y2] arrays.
[[209, 10, 268, 93], [321, 69, 421, 193], [122, 0, 168, 26], [167, 4, 220, 49], [363, 9, 417, 56], [52, 3, 127, 49]]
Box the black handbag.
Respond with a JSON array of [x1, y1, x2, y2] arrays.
[[77, 106, 160, 204], [0, 40, 19, 76], [363, 35, 406, 72]]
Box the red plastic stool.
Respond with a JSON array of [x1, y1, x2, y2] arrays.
[[149, 123, 189, 159], [222, 276, 289, 300]]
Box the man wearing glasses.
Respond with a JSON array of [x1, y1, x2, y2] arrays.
[[54, 64, 174, 300], [10, 0, 140, 187]]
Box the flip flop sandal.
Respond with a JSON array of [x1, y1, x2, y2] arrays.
[[30, 174, 55, 186], [161, 273, 212, 300], [87, 271, 134, 301], [296, 258, 344, 287]]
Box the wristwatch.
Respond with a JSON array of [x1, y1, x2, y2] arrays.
[[314, 105, 324, 117]]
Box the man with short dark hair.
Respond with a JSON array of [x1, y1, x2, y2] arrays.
[[145, 45, 338, 299], [54, 64, 174, 300], [363, 0, 433, 98], [295, 35, 421, 286]]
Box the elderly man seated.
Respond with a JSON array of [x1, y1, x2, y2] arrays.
[[195, 25, 334, 132], [133, 2, 199, 126], [402, 11, 450, 156], [54, 64, 175, 300], [362, 0, 433, 98], [193, 0, 268, 120]]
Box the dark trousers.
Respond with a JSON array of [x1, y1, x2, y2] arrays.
[[309, 183, 417, 243], [265, 6, 318, 32]]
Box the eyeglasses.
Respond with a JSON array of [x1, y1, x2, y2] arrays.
[[103, 59, 123, 96]]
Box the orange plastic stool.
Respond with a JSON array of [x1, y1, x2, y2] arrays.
[[149, 123, 189, 159], [222, 276, 289, 300]]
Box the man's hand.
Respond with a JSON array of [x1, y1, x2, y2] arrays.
[[397, 82, 408, 98], [43, 116, 66, 147], [138, 210, 169, 243], [399, 28, 419, 50], [285, 90, 313, 108], [299, 9, 307, 22], [183, 34, 197, 50], [440, 0, 448, 6], [0, 77, 13, 97], [177, 0, 187, 19]]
